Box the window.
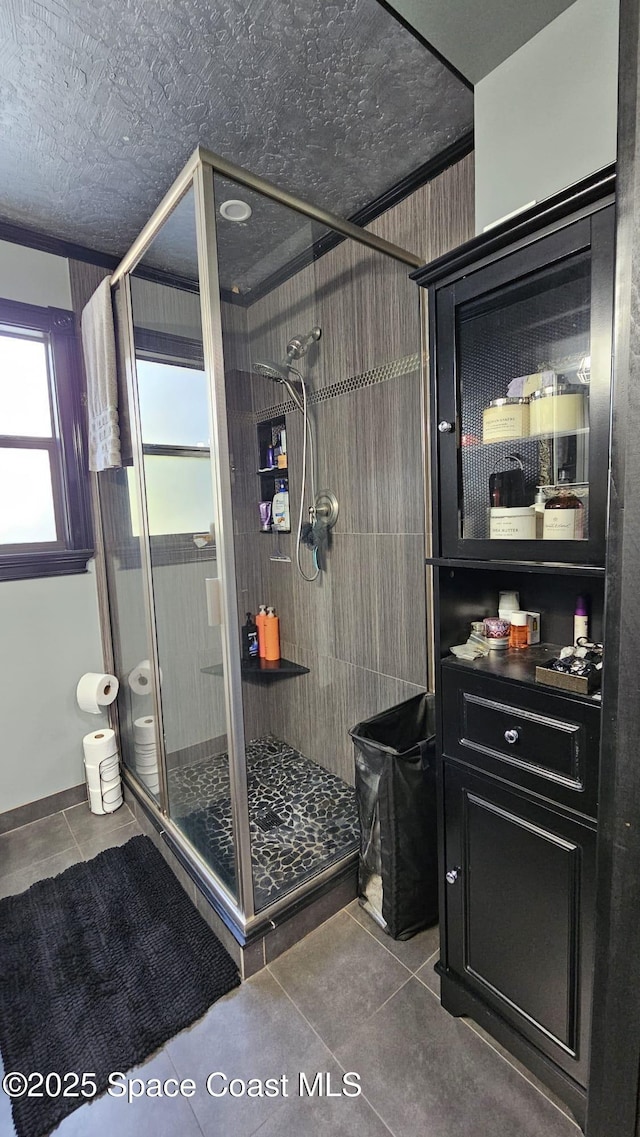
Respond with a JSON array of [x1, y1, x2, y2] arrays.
[[0, 299, 93, 580], [108, 329, 215, 568], [131, 356, 214, 539]]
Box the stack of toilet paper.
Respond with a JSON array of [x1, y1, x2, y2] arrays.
[[83, 729, 123, 815], [134, 715, 160, 796]]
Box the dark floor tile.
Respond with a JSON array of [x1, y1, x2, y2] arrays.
[[0, 846, 84, 900], [335, 977, 580, 1137], [77, 820, 143, 861], [0, 783, 86, 836], [462, 1017, 577, 1125], [249, 1036, 393, 1137], [0, 813, 76, 879], [416, 952, 440, 996], [167, 968, 321, 1137], [268, 910, 411, 1051], [264, 875, 357, 964], [63, 801, 133, 845], [347, 900, 440, 972], [54, 1050, 203, 1137]]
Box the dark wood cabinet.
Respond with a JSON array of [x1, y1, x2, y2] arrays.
[[412, 173, 615, 1129], [442, 760, 596, 1089]]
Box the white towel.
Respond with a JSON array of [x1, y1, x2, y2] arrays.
[[81, 277, 121, 471]]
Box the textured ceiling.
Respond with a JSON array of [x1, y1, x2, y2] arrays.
[[0, 0, 472, 285]]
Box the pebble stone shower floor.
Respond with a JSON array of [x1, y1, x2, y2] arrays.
[[168, 737, 359, 909]]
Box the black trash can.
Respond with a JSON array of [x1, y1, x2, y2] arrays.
[[349, 693, 438, 940]]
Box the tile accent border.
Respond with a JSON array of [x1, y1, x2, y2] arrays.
[[255, 352, 421, 421]]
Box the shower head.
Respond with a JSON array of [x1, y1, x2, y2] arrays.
[[253, 326, 321, 386], [253, 360, 289, 384], [285, 326, 321, 363]]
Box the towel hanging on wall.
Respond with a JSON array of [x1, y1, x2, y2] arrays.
[[81, 277, 121, 471]]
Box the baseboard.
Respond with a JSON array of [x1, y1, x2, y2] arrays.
[[0, 783, 87, 836]]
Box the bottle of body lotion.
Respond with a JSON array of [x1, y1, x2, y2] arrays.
[[264, 607, 281, 661], [272, 479, 290, 532]]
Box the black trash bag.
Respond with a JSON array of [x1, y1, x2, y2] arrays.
[[349, 693, 438, 940]]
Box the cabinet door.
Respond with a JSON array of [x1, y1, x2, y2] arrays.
[[443, 762, 595, 1087], [435, 204, 613, 564]]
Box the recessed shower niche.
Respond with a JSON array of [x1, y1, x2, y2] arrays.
[[97, 148, 428, 963]]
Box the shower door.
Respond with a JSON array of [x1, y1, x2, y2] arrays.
[[101, 182, 251, 913], [103, 147, 424, 930]]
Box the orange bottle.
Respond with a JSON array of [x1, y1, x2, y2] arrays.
[[256, 604, 268, 659], [264, 606, 281, 661]]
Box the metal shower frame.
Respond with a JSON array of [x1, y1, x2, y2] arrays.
[[103, 145, 433, 939]]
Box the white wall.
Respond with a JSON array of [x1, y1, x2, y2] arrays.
[[0, 242, 104, 814], [0, 568, 106, 812], [475, 0, 619, 233], [0, 238, 72, 309]]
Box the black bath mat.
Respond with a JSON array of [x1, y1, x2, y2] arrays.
[[0, 834, 240, 1137]]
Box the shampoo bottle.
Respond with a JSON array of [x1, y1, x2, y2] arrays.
[[256, 604, 268, 659], [241, 613, 257, 661], [272, 479, 290, 532], [264, 606, 281, 661]]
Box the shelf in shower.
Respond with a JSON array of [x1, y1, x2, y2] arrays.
[[201, 658, 310, 682]]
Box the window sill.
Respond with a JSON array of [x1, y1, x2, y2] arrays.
[[0, 548, 94, 582]]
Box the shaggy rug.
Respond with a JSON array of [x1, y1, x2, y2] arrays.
[[0, 834, 240, 1137]]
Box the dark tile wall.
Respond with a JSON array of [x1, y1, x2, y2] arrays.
[[223, 155, 474, 784]]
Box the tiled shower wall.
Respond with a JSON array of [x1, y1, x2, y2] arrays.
[[223, 155, 474, 784]]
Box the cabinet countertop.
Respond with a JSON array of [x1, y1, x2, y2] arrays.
[[441, 643, 602, 705]]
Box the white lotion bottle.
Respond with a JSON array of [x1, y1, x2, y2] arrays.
[[272, 479, 290, 532]]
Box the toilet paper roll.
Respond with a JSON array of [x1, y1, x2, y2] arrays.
[[77, 672, 119, 715], [134, 716, 156, 742], [99, 757, 119, 781], [83, 729, 118, 764], [103, 792, 123, 814], [102, 785, 123, 805], [128, 660, 162, 695]]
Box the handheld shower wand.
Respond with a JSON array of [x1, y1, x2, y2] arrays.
[[253, 327, 331, 582]]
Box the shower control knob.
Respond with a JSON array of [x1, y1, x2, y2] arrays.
[[445, 868, 460, 884], [438, 420, 455, 434]]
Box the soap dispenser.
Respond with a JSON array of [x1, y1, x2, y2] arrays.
[[256, 604, 268, 659]]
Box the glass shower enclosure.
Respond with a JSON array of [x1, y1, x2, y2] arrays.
[[97, 148, 426, 938]]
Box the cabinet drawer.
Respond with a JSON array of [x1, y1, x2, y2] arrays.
[[441, 666, 599, 818]]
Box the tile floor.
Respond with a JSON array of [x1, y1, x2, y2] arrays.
[[0, 804, 581, 1137]]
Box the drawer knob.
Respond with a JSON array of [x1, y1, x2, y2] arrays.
[[504, 728, 520, 745], [438, 420, 455, 434], [446, 868, 459, 884]]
